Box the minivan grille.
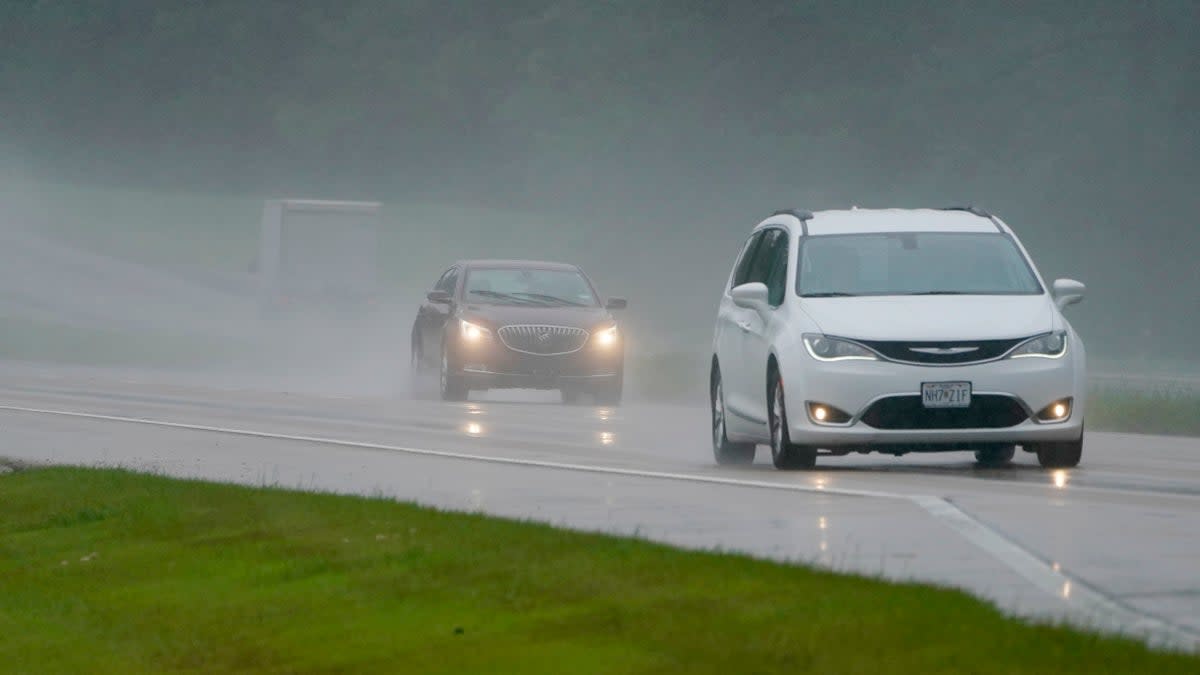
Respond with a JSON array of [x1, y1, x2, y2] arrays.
[[860, 395, 1028, 429], [857, 337, 1026, 365], [498, 325, 589, 355]]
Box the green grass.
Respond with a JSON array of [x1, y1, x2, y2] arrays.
[[1088, 388, 1200, 436], [0, 467, 1195, 673]]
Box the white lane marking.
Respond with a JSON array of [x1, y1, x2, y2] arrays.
[[0, 404, 903, 499], [911, 496, 1198, 651], [3, 403, 1197, 652]]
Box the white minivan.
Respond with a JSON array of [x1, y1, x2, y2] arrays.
[[710, 207, 1086, 470]]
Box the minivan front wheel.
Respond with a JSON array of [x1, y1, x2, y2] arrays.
[[769, 375, 817, 470], [1031, 437, 1083, 468]]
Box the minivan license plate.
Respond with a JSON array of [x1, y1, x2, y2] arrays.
[[921, 381, 971, 408]]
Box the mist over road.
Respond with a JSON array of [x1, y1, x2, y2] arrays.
[[2, 366, 1197, 651]]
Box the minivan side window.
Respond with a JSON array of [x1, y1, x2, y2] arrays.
[[738, 228, 789, 307], [763, 230, 789, 307], [731, 231, 764, 288]]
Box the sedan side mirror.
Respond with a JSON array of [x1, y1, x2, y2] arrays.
[[1051, 278, 1085, 310], [427, 290, 452, 304], [606, 297, 627, 310], [731, 282, 769, 313]]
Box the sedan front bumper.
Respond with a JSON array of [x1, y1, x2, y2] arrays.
[[452, 337, 623, 391]]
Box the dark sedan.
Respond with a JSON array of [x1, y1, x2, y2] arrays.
[[411, 260, 627, 404]]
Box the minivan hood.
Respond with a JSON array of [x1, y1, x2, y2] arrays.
[[461, 304, 612, 331], [800, 294, 1055, 341]]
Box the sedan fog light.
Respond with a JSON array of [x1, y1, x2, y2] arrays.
[[806, 401, 852, 425], [1035, 397, 1073, 422]]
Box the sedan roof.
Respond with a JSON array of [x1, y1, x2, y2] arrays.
[[459, 259, 581, 271]]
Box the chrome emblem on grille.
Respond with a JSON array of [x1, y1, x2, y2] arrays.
[[497, 324, 589, 355], [909, 346, 980, 355]]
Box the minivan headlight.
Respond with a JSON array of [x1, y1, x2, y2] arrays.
[[802, 334, 877, 362], [1008, 331, 1067, 359]]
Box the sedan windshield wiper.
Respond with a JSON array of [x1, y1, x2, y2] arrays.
[[468, 289, 541, 305], [511, 292, 587, 307], [801, 292, 858, 298]]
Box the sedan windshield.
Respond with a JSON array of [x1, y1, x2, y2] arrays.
[[464, 267, 598, 307], [797, 232, 1043, 297]]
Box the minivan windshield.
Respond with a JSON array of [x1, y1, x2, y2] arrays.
[[463, 267, 599, 307], [797, 232, 1043, 297]]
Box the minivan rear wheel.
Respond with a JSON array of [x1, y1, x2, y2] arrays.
[[974, 444, 1016, 467], [711, 367, 755, 465]]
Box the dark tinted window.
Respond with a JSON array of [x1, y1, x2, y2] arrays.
[[762, 230, 789, 307], [434, 267, 458, 294], [463, 267, 598, 307], [731, 231, 764, 287]]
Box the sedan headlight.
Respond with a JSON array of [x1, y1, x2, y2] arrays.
[[1008, 331, 1067, 359], [802, 334, 877, 362], [459, 319, 492, 343], [592, 325, 619, 348]]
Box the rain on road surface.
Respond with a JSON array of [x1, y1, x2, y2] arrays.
[[1, 365, 1197, 652]]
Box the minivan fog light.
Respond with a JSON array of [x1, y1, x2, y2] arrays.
[[1036, 398, 1073, 422], [806, 401, 852, 425]]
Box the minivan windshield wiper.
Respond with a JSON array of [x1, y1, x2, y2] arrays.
[[800, 292, 859, 298], [905, 291, 969, 295]]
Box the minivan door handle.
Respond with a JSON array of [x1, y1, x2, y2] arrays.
[[736, 320, 752, 333]]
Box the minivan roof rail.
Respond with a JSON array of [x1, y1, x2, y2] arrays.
[[941, 206, 1004, 233], [771, 209, 814, 236], [772, 208, 814, 220], [942, 205, 991, 218]]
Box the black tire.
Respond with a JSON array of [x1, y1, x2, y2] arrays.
[[974, 444, 1016, 467], [769, 374, 817, 470], [560, 387, 582, 405], [439, 344, 468, 402], [1032, 438, 1083, 468], [711, 366, 755, 465], [594, 374, 623, 407]]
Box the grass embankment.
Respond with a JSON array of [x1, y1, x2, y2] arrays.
[[1088, 387, 1200, 437], [1, 466, 1195, 673]]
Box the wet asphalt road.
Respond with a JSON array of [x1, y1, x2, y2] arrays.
[[1, 365, 1198, 651]]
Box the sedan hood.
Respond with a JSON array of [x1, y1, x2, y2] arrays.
[[800, 294, 1056, 341], [461, 304, 612, 331]]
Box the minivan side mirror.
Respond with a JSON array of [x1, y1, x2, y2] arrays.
[[606, 297, 628, 310], [731, 282, 769, 313], [427, 290, 452, 304], [1051, 278, 1085, 310]]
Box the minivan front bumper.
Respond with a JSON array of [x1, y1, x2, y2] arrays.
[[779, 346, 1085, 447]]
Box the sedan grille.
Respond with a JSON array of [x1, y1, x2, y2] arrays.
[[860, 395, 1028, 429], [498, 325, 589, 355], [857, 337, 1026, 365]]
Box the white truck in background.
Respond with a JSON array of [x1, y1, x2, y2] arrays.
[[256, 199, 381, 314]]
